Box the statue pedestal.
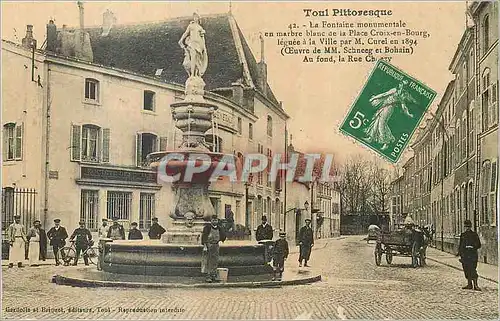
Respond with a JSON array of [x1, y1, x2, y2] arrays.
[[161, 220, 205, 245]]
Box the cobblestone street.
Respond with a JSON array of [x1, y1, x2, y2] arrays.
[[2, 236, 498, 319]]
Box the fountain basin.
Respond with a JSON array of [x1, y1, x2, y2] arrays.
[[100, 240, 273, 277]]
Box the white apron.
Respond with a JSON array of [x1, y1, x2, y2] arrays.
[[29, 231, 40, 265], [9, 237, 25, 264]]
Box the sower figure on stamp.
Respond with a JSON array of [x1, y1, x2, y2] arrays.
[[47, 218, 68, 266], [201, 215, 227, 283], [456, 219, 482, 291], [272, 231, 289, 281], [69, 221, 93, 266], [7, 215, 28, 268], [298, 218, 314, 267]]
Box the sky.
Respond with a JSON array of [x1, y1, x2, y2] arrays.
[[1, 1, 469, 166]]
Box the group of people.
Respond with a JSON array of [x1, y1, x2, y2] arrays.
[[254, 215, 314, 281], [6, 215, 167, 268]]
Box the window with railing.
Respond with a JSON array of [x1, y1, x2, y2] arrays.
[[139, 193, 155, 230], [107, 191, 132, 221], [71, 124, 110, 163], [80, 190, 99, 231]]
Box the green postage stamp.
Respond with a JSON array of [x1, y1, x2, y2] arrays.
[[340, 60, 437, 163]]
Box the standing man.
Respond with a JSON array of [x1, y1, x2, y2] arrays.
[[201, 215, 227, 283], [47, 219, 68, 266], [256, 216, 274, 263], [148, 217, 166, 240], [27, 220, 44, 266], [225, 207, 235, 232], [69, 221, 93, 266], [38, 220, 48, 262], [298, 218, 314, 267], [128, 222, 143, 240], [7, 215, 27, 268], [457, 219, 482, 291], [272, 231, 289, 281], [107, 217, 125, 240], [98, 218, 109, 239], [256, 216, 273, 241]]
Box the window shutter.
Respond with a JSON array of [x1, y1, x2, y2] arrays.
[[159, 136, 168, 151], [14, 123, 23, 160], [102, 128, 110, 163], [135, 133, 142, 167], [71, 124, 81, 161], [491, 161, 497, 193], [2, 126, 8, 161]]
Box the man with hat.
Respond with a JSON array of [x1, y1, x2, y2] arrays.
[[128, 222, 143, 240], [98, 218, 110, 239], [256, 215, 273, 241], [201, 215, 227, 282], [298, 218, 314, 267], [457, 219, 481, 291], [69, 221, 93, 266], [7, 215, 28, 268], [256, 215, 274, 263], [107, 217, 125, 240], [272, 231, 289, 281], [47, 219, 68, 266], [148, 217, 166, 240]]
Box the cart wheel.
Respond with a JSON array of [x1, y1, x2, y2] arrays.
[[411, 242, 419, 268], [58, 247, 76, 265], [86, 247, 98, 265], [374, 244, 382, 266], [386, 248, 393, 265]]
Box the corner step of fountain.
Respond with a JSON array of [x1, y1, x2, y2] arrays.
[[52, 266, 321, 288]]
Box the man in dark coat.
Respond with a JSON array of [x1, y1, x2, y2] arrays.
[[256, 216, 273, 241], [298, 218, 314, 267], [148, 217, 166, 240], [38, 222, 48, 261], [201, 215, 227, 282], [272, 231, 289, 281], [69, 221, 93, 266], [457, 219, 481, 291], [107, 217, 125, 240], [47, 219, 68, 266], [128, 222, 143, 240]]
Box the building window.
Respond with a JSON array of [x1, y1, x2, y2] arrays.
[[3, 123, 23, 161], [483, 15, 490, 54], [267, 115, 273, 137], [266, 148, 272, 187], [206, 135, 222, 153], [257, 144, 263, 185], [80, 190, 99, 231], [490, 161, 497, 226], [139, 193, 155, 230], [468, 105, 475, 156], [461, 112, 467, 160], [456, 120, 461, 165], [481, 161, 491, 225], [482, 68, 491, 130], [249, 123, 253, 140], [143, 90, 155, 111], [491, 81, 498, 127], [237, 117, 242, 135], [136, 133, 159, 166], [71, 124, 110, 163], [84, 78, 99, 102], [107, 191, 132, 221]]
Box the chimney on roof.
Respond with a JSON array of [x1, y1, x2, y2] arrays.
[[101, 9, 116, 37], [46, 20, 57, 52], [21, 25, 36, 49], [257, 33, 267, 96], [73, 1, 94, 62]]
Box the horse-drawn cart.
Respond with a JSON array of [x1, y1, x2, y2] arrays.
[[374, 228, 428, 268]]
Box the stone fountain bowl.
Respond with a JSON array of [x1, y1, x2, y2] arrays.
[[100, 240, 273, 277], [147, 150, 242, 184]]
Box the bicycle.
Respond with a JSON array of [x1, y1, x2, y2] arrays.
[[58, 240, 98, 265]]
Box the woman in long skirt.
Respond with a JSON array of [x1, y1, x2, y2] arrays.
[[27, 221, 41, 266]]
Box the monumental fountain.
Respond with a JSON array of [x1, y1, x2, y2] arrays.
[[95, 13, 272, 278]]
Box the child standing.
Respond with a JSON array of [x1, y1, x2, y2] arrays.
[[272, 231, 289, 281]]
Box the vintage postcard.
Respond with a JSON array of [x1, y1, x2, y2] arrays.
[[1, 1, 498, 320]]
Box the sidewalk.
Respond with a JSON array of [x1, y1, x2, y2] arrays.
[[426, 247, 498, 284], [2, 259, 54, 267], [289, 236, 343, 254]]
